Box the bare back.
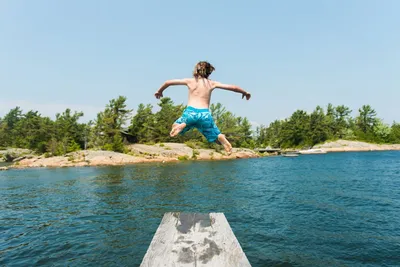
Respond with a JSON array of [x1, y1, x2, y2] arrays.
[[186, 78, 215, 109], [155, 76, 250, 108]]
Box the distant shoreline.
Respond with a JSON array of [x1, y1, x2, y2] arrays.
[[1, 140, 400, 171], [312, 140, 400, 153], [2, 143, 260, 170]]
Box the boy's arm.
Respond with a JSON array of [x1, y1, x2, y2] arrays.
[[213, 81, 251, 100], [155, 79, 190, 99]]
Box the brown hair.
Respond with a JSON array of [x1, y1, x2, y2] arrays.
[[193, 61, 215, 78]]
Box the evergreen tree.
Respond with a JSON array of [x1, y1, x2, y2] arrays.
[[356, 105, 377, 134], [0, 107, 23, 146], [280, 110, 310, 148], [92, 96, 132, 152], [389, 122, 400, 143], [309, 106, 328, 145], [52, 109, 85, 154], [149, 97, 184, 143], [334, 105, 352, 138], [129, 103, 154, 142], [13, 111, 54, 153]]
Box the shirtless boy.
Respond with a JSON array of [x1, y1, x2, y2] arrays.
[[154, 61, 251, 154]]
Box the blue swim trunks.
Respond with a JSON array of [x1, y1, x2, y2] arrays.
[[174, 106, 221, 142]]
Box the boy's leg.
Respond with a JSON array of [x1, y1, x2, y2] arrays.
[[170, 109, 191, 137], [198, 112, 232, 155], [170, 123, 187, 137], [218, 134, 232, 155]]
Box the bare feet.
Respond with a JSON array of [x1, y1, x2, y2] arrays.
[[224, 143, 233, 155], [218, 134, 232, 155], [170, 123, 186, 137]]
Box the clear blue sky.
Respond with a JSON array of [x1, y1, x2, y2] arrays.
[[1, 0, 399, 127]]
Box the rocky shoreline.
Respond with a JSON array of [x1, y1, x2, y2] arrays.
[[313, 140, 400, 152], [1, 140, 400, 171], [1, 143, 260, 170]]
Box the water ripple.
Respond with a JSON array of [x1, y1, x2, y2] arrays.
[[0, 152, 400, 266]]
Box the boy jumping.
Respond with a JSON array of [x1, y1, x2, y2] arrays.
[[154, 61, 251, 154]]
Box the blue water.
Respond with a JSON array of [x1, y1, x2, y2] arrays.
[[1, 152, 400, 266]]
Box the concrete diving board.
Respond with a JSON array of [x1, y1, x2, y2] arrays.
[[140, 212, 252, 267]]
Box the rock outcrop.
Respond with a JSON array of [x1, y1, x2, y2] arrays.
[[313, 140, 400, 152], [11, 143, 260, 169], [0, 148, 35, 162]]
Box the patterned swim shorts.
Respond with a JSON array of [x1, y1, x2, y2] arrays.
[[174, 106, 221, 142]]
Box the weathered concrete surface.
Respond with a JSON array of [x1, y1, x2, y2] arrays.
[[140, 212, 252, 267]]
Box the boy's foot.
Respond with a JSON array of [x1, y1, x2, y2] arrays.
[[223, 143, 232, 155], [170, 123, 186, 137], [218, 134, 232, 155]]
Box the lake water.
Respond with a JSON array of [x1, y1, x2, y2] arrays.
[[1, 152, 400, 266]]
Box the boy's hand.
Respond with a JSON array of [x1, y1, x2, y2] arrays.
[[154, 91, 163, 99], [242, 92, 251, 100]]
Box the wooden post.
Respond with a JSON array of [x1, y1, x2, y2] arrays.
[[140, 212, 252, 267]]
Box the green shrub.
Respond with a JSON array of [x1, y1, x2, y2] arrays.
[[192, 149, 199, 159], [178, 155, 189, 161], [112, 134, 125, 153], [102, 143, 114, 151], [184, 141, 197, 149], [67, 141, 81, 153]]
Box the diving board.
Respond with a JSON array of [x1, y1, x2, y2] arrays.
[[140, 212, 252, 266]]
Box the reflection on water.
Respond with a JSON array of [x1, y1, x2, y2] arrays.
[[1, 152, 400, 266]]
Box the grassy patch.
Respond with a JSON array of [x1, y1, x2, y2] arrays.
[[256, 151, 266, 157], [214, 144, 223, 153], [184, 141, 198, 149], [192, 149, 199, 159], [178, 155, 189, 161], [209, 152, 214, 160]]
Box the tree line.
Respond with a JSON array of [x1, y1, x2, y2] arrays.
[[0, 97, 399, 155], [256, 104, 400, 148], [0, 96, 252, 155]]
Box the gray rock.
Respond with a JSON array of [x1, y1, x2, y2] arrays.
[[13, 156, 27, 162], [1, 148, 34, 162]]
